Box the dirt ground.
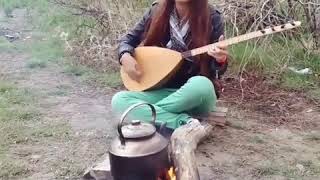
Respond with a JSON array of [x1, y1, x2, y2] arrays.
[[1, 9, 320, 180]]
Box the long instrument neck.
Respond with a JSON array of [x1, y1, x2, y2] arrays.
[[181, 21, 301, 58]]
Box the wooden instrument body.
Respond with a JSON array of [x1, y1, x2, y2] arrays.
[[120, 47, 183, 92]]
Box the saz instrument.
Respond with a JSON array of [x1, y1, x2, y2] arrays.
[[121, 21, 301, 92]]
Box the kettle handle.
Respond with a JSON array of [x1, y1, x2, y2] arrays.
[[118, 102, 156, 145]]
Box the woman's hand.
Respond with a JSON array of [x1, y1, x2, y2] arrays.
[[120, 53, 142, 82], [208, 35, 228, 64]]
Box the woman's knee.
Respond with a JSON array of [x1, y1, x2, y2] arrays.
[[188, 76, 214, 96], [111, 91, 131, 112]]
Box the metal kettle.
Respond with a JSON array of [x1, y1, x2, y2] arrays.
[[109, 103, 170, 180]]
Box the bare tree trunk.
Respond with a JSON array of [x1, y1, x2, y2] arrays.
[[288, 0, 295, 18], [312, 1, 320, 48]]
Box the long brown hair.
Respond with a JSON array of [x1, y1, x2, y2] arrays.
[[143, 0, 212, 77]]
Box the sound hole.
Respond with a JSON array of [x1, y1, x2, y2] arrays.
[[261, 30, 266, 34], [281, 25, 285, 29]]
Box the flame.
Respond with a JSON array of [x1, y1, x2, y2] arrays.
[[158, 167, 176, 180], [168, 167, 176, 180]]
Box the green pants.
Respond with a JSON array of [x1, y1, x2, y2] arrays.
[[111, 76, 217, 129]]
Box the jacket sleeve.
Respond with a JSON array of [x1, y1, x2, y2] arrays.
[[209, 9, 228, 79], [117, 6, 154, 64]]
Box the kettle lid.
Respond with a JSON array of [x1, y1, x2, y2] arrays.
[[109, 103, 169, 157], [121, 120, 156, 139]]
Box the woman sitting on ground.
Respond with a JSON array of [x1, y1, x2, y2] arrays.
[[111, 0, 229, 130]]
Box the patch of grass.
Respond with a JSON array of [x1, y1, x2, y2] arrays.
[[0, 81, 14, 93], [62, 63, 122, 88], [48, 89, 68, 96], [254, 165, 280, 176], [21, 38, 65, 63], [52, 157, 84, 178], [0, 81, 39, 135], [253, 164, 300, 178], [0, 159, 30, 179], [0, 81, 40, 178], [304, 132, 320, 141], [1, 0, 92, 37], [31, 123, 70, 139], [0, 80, 73, 179], [0, 37, 15, 52], [280, 71, 315, 91], [31, 3, 88, 36], [1, 0, 83, 71], [299, 160, 320, 175], [308, 89, 320, 102], [0, 0, 29, 17], [290, 48, 320, 76], [2, 0, 123, 90], [27, 58, 48, 69], [279, 146, 297, 153], [281, 168, 298, 178], [89, 72, 122, 88], [2, 122, 32, 145], [47, 85, 71, 96], [0, 86, 35, 109], [19, 37, 65, 72], [1, 128, 71, 178], [253, 158, 320, 179], [250, 135, 265, 144], [0, 106, 38, 122], [230, 120, 247, 130], [230, 42, 273, 73], [63, 64, 88, 77], [229, 37, 320, 93]]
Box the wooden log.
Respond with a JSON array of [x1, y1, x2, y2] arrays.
[[193, 106, 229, 127], [170, 119, 213, 180], [208, 107, 229, 127]]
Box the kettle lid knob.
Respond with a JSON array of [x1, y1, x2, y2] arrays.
[[118, 103, 157, 144], [131, 120, 141, 126]]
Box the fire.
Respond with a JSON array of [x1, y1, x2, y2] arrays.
[[167, 167, 176, 180], [158, 166, 176, 180]]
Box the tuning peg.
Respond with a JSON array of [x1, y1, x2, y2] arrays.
[[260, 30, 266, 34], [289, 21, 296, 26], [271, 27, 276, 31], [281, 24, 286, 29]]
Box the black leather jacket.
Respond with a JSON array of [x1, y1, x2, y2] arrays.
[[118, 3, 228, 89]]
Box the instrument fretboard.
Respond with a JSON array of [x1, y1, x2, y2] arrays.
[[181, 21, 301, 58]]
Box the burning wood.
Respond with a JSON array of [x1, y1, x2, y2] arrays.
[[157, 167, 176, 180], [167, 167, 176, 180]]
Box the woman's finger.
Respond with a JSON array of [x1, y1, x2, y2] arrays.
[[219, 35, 224, 41], [216, 49, 229, 56], [214, 47, 221, 54], [208, 45, 228, 58], [217, 44, 227, 50], [209, 46, 216, 53], [208, 50, 214, 57], [218, 35, 228, 50]]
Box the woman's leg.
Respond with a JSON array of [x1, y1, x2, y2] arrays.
[[111, 76, 217, 129], [155, 76, 217, 115], [111, 89, 191, 129]]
